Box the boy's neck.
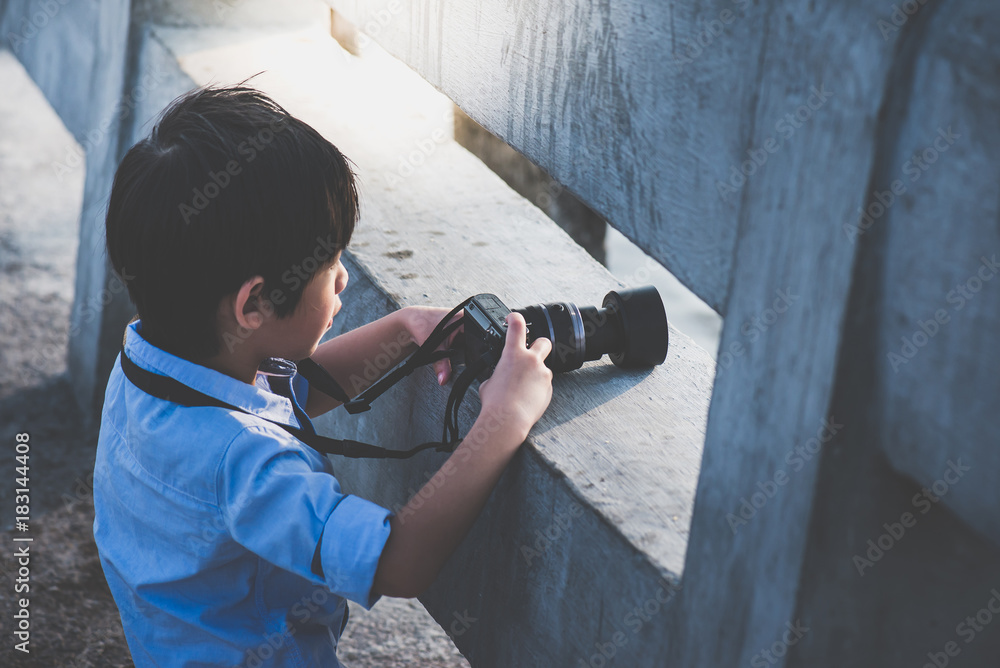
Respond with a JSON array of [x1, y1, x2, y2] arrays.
[[197, 349, 265, 386]]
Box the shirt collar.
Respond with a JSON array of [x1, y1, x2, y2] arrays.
[[123, 320, 301, 427]]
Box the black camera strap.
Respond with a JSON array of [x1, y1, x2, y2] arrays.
[[118, 346, 456, 459], [118, 299, 480, 460], [294, 356, 352, 404], [342, 299, 471, 414]]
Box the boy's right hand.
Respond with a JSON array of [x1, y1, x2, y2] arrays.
[[478, 312, 554, 440], [374, 312, 553, 600]]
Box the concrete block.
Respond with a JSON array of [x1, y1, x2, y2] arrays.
[[1, 0, 136, 415], [872, 2, 1000, 547], [149, 21, 714, 665], [323, 0, 763, 314]]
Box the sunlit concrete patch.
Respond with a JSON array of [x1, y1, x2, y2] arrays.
[[606, 226, 722, 359], [0, 48, 83, 393]]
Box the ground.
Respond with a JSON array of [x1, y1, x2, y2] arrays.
[[0, 48, 467, 667]]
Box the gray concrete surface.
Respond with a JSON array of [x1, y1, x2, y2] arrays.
[[606, 227, 721, 359], [1, 0, 135, 418], [0, 48, 81, 393], [324, 0, 745, 314], [134, 19, 712, 664], [325, 1, 1000, 666], [7, 0, 1000, 665], [871, 5, 1000, 545], [0, 47, 96, 526], [0, 45, 469, 667]]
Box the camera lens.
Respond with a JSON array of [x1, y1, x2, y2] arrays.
[[601, 286, 669, 368], [514, 285, 668, 372], [516, 302, 585, 372]]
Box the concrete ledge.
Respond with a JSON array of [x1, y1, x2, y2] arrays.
[[144, 19, 714, 665], [321, 0, 765, 315]]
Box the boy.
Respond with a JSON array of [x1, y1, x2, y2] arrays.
[[93, 84, 553, 667]]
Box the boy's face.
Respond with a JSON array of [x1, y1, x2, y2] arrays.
[[265, 252, 349, 360]]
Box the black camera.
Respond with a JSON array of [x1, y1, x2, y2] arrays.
[[340, 284, 668, 452], [124, 283, 670, 460], [462, 285, 669, 380]]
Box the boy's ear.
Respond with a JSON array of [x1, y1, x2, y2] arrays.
[[233, 276, 268, 331]]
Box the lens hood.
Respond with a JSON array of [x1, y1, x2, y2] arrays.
[[604, 285, 669, 368]]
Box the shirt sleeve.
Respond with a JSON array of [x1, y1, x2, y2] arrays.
[[217, 425, 392, 608]]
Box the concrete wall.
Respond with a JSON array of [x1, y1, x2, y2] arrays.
[[7, 0, 1000, 665], [143, 23, 712, 663], [452, 106, 608, 264], [871, 4, 1000, 545], [329, 0, 1000, 666], [2, 1, 712, 664], [147, 17, 715, 665], [1, 0, 135, 415], [324, 0, 758, 314]]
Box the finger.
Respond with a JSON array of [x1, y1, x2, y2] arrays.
[[505, 312, 528, 352], [529, 334, 553, 359], [440, 319, 464, 350], [440, 309, 463, 332], [444, 319, 464, 344], [433, 358, 452, 385]]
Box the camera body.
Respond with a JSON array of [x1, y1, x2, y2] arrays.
[[462, 286, 669, 381], [462, 294, 513, 381]]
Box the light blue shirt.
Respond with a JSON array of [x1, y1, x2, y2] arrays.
[[93, 321, 392, 667]]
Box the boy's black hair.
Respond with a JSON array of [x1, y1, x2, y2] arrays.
[[106, 84, 358, 360]]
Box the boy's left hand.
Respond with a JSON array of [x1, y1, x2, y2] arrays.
[[401, 306, 463, 385]]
